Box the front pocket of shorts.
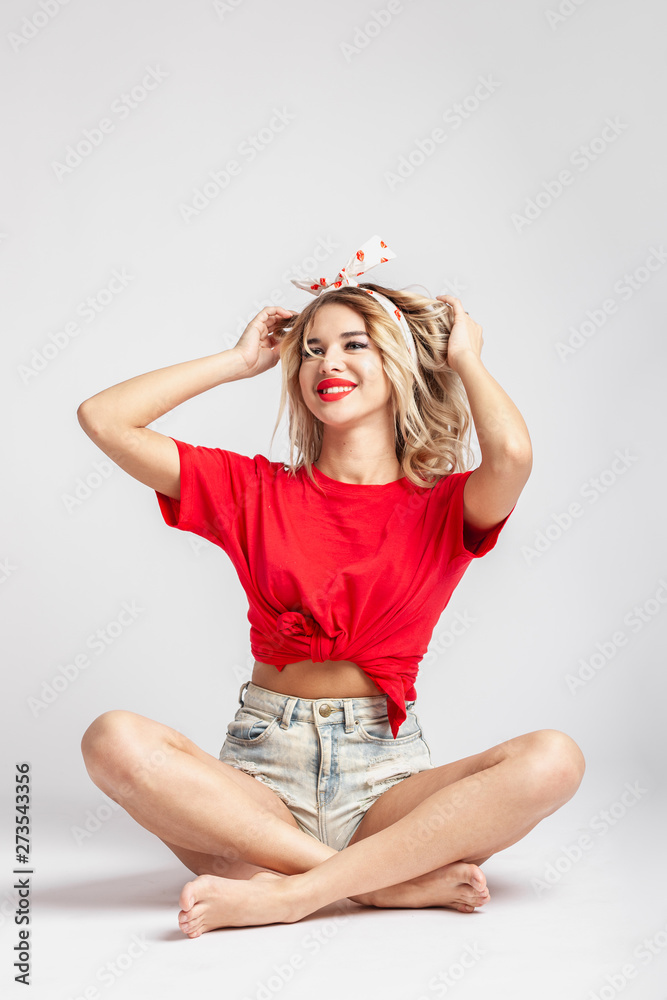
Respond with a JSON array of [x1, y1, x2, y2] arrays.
[[224, 710, 281, 745], [355, 714, 423, 745]]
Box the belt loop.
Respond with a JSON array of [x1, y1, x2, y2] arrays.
[[343, 699, 355, 733], [280, 697, 297, 730], [238, 680, 250, 706]]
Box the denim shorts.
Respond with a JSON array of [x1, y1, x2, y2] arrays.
[[218, 680, 435, 851]]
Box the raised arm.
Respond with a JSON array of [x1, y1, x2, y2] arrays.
[[76, 304, 294, 501], [76, 350, 251, 501], [438, 295, 533, 530]]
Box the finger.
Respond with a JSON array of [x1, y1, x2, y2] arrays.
[[438, 296, 472, 319], [436, 294, 466, 311], [259, 306, 293, 320], [268, 309, 295, 324]]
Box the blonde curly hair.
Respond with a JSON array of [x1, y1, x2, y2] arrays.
[[267, 283, 474, 492]]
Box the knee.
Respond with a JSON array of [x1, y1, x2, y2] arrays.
[[80, 710, 143, 781], [522, 729, 586, 805]]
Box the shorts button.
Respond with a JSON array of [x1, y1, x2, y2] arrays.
[[319, 704, 332, 717]]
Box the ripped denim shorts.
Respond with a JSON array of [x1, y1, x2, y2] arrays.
[[218, 680, 435, 851]]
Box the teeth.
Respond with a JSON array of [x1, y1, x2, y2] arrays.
[[320, 386, 355, 394]]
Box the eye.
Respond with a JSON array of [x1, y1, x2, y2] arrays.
[[301, 341, 368, 357]]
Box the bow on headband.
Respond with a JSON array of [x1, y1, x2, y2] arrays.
[[290, 234, 417, 360]]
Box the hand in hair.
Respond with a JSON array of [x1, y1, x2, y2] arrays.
[[233, 306, 295, 379], [436, 295, 484, 374]]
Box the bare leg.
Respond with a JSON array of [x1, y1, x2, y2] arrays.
[[176, 729, 585, 933], [82, 710, 491, 913], [80, 710, 335, 875]]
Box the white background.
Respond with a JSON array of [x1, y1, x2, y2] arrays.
[[2, 0, 666, 997]]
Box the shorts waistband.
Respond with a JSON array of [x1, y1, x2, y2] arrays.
[[237, 680, 413, 733]]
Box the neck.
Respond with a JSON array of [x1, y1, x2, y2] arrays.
[[314, 408, 402, 485], [315, 447, 402, 485]]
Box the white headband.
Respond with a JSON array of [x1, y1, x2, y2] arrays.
[[291, 234, 418, 360]]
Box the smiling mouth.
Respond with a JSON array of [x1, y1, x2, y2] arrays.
[[317, 385, 357, 396]]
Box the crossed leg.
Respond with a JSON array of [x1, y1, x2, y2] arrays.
[[81, 712, 585, 935], [81, 709, 487, 913], [177, 727, 585, 933]]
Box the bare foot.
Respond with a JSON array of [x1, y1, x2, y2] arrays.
[[349, 861, 490, 912], [250, 862, 490, 913], [177, 873, 299, 936]]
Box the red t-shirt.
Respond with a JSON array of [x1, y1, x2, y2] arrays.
[[155, 438, 515, 738]]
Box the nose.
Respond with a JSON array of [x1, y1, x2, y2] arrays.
[[319, 350, 345, 374]]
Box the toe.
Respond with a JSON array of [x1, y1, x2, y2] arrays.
[[180, 874, 213, 911], [179, 899, 204, 929], [181, 901, 205, 926], [179, 913, 203, 937], [456, 887, 477, 903], [465, 864, 487, 891], [179, 880, 198, 912]]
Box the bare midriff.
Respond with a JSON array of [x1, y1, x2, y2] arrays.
[[251, 659, 384, 699]]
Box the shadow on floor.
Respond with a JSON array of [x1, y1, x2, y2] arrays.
[[32, 866, 187, 910]]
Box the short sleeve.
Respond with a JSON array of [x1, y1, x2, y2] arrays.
[[444, 468, 515, 559], [155, 437, 259, 551]]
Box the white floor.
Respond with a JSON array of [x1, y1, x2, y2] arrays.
[[3, 790, 666, 1000]]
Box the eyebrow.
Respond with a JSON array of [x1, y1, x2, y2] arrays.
[[304, 331, 369, 345]]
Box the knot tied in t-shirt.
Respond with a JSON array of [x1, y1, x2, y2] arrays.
[[275, 611, 317, 638]]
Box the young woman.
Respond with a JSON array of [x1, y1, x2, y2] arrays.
[[77, 237, 585, 936]]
